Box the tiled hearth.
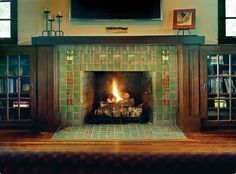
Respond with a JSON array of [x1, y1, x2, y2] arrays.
[[52, 124, 186, 140], [57, 44, 177, 126]]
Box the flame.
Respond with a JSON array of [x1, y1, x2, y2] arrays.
[[112, 79, 122, 102]]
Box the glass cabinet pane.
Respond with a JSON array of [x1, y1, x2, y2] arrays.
[[20, 56, 30, 76], [0, 57, 7, 76], [207, 55, 218, 76], [232, 55, 236, 75], [208, 99, 217, 120], [9, 99, 18, 120], [219, 55, 229, 75], [207, 56, 217, 75], [8, 77, 18, 97], [219, 99, 230, 120], [232, 99, 236, 120], [9, 56, 19, 76], [20, 99, 30, 120], [0, 105, 7, 121], [0, 78, 7, 96], [20, 77, 30, 97], [207, 77, 218, 95], [232, 77, 236, 96]]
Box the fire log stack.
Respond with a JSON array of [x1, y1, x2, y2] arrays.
[[94, 92, 142, 118]]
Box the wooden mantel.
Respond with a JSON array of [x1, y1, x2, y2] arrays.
[[32, 35, 205, 45]]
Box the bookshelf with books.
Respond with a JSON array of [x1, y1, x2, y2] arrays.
[[201, 45, 236, 127]]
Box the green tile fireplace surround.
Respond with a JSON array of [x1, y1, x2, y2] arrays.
[[32, 36, 205, 132], [58, 44, 177, 126]]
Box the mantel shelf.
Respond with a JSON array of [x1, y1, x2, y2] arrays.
[[32, 35, 205, 45]]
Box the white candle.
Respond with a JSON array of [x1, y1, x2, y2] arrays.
[[48, 15, 54, 20], [44, 7, 49, 12], [57, 11, 63, 16]]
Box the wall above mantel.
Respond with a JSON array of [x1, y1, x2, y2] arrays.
[[31, 35, 205, 45]]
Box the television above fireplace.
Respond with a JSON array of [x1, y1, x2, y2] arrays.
[[70, 0, 162, 20]]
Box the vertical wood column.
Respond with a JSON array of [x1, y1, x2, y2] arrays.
[[177, 44, 201, 132], [36, 46, 59, 132]]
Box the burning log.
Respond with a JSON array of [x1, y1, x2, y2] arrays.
[[95, 98, 142, 118], [100, 98, 134, 108]]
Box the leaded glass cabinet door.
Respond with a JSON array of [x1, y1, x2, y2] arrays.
[[201, 45, 236, 128], [0, 46, 36, 126]]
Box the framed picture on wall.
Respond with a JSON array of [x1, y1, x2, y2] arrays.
[[173, 9, 196, 29]]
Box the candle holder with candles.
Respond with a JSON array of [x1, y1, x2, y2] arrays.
[[48, 15, 56, 36], [56, 11, 64, 36], [42, 8, 50, 36]]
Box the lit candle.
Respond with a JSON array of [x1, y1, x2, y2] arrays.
[[48, 15, 55, 21], [57, 11, 63, 17]]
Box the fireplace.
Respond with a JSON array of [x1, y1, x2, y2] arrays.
[[83, 71, 152, 124], [58, 44, 178, 126]]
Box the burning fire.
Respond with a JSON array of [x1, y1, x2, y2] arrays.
[[112, 79, 122, 102]]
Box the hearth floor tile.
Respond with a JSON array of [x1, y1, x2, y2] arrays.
[[52, 123, 186, 140]]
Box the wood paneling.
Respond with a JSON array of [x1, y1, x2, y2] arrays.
[[36, 46, 59, 132], [177, 45, 201, 132]]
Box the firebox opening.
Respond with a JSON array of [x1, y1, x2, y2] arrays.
[[84, 72, 152, 124]]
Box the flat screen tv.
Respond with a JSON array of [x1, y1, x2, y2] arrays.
[[70, 0, 162, 20]]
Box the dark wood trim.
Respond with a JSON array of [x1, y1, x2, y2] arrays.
[[32, 36, 205, 45]]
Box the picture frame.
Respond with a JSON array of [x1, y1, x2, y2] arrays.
[[173, 9, 196, 30]]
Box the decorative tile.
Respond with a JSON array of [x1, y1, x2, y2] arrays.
[[58, 45, 178, 126]]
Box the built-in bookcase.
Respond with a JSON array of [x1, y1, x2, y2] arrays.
[[201, 45, 236, 128], [0, 55, 31, 121], [0, 46, 36, 126], [207, 54, 236, 121]]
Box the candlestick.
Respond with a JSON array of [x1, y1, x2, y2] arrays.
[[42, 8, 50, 36], [48, 15, 56, 36], [56, 14, 64, 36]]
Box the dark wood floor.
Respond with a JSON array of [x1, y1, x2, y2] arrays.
[[0, 129, 236, 154]]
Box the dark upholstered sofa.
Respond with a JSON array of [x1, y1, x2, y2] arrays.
[[0, 151, 236, 174]]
